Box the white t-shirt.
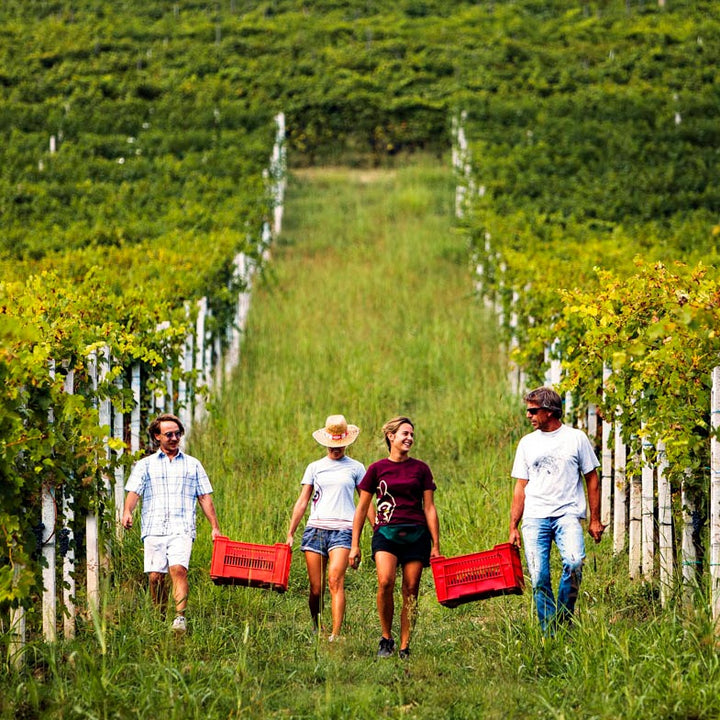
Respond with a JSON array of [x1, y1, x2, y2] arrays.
[[302, 455, 366, 531], [511, 424, 599, 519]]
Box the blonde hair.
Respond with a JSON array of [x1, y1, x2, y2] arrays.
[[382, 416, 414, 451]]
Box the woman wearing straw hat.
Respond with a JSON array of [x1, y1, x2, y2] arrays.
[[287, 415, 373, 641], [349, 416, 440, 660]]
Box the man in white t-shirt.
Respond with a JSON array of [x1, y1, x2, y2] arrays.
[[509, 387, 604, 634]]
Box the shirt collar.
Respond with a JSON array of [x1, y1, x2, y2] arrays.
[[158, 449, 184, 460]]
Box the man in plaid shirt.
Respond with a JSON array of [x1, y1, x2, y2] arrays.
[[122, 413, 221, 633]]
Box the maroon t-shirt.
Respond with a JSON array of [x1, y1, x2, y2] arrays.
[[358, 457, 436, 528]]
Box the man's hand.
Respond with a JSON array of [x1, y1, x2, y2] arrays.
[[588, 519, 605, 544], [509, 527, 522, 548]]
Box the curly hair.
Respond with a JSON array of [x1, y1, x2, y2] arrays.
[[148, 413, 185, 442]]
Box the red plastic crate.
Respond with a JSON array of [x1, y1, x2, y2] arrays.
[[210, 536, 292, 592], [430, 543, 524, 608]]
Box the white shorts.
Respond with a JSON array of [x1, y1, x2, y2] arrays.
[[143, 534, 194, 573]]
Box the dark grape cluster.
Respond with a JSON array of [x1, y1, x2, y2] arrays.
[[32, 523, 45, 545], [58, 527, 72, 558]]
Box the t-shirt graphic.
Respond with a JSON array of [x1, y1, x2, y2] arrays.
[[532, 456, 560, 478], [376, 480, 396, 524]]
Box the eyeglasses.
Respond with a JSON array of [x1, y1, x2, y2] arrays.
[[160, 431, 183, 439], [526, 407, 546, 416]]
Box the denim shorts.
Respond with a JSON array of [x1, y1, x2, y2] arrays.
[[301, 527, 353, 557], [371, 526, 431, 567]]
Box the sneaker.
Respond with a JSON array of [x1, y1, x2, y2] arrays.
[[172, 615, 187, 634], [377, 636, 395, 658], [399, 646, 410, 659], [327, 634, 343, 643]]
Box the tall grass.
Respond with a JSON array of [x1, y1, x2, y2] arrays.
[[3, 158, 720, 719]]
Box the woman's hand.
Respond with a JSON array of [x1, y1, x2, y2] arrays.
[[348, 546, 361, 569]]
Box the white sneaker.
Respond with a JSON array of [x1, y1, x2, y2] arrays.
[[172, 615, 187, 634]]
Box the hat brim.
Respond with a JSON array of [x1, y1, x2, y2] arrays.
[[312, 425, 360, 448]]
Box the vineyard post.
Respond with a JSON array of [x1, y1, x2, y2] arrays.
[[273, 111, 287, 236], [545, 339, 561, 388], [657, 441, 673, 606], [262, 220, 272, 263], [131, 365, 141, 454], [41, 491, 57, 642], [87, 350, 99, 608], [681, 470, 699, 602], [224, 253, 245, 380], [193, 297, 207, 425], [601, 365, 613, 528], [9, 568, 26, 667], [586, 404, 598, 445], [178, 328, 194, 434], [710, 366, 720, 622], [213, 335, 223, 391], [112, 374, 125, 537], [629, 450, 642, 579], [641, 433, 655, 581], [508, 289, 523, 394], [204, 312, 214, 391], [165, 366, 174, 414], [42, 361, 57, 642], [496, 261, 506, 328], [452, 111, 469, 219], [62, 370, 76, 639], [613, 415, 628, 554]]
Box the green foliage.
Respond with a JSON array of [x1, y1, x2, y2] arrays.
[[458, 0, 720, 560], [0, 1, 283, 608], [3, 160, 720, 720]]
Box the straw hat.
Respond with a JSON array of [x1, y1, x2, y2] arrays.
[[312, 415, 360, 448]]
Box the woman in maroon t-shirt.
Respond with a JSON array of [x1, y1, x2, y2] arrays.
[[349, 416, 440, 659]]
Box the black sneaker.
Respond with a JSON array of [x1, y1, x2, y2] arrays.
[[399, 646, 410, 659], [377, 636, 395, 658]]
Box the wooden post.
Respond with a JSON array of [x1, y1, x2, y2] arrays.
[[86, 351, 101, 611], [681, 472, 699, 602], [41, 482, 56, 642], [9, 570, 26, 667], [613, 416, 628, 555], [62, 371, 76, 639], [43, 361, 57, 642], [710, 366, 720, 621], [629, 451, 642, 580], [131, 364, 141, 454], [113, 374, 125, 537], [194, 297, 207, 425], [601, 365, 613, 528], [179, 331, 194, 434], [657, 441, 673, 605], [641, 433, 655, 581]]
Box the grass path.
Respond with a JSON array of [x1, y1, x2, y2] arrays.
[[195, 160, 520, 550], [9, 158, 720, 720]]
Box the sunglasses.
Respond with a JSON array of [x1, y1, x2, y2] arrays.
[[526, 407, 547, 416], [160, 431, 183, 439]]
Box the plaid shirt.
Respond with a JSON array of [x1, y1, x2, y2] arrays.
[[125, 449, 213, 540]]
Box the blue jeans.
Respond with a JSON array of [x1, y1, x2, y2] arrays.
[[521, 515, 585, 634]]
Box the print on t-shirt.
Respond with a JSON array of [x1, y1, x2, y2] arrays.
[[532, 456, 560, 478], [312, 486, 323, 509], [376, 480, 396, 524]]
